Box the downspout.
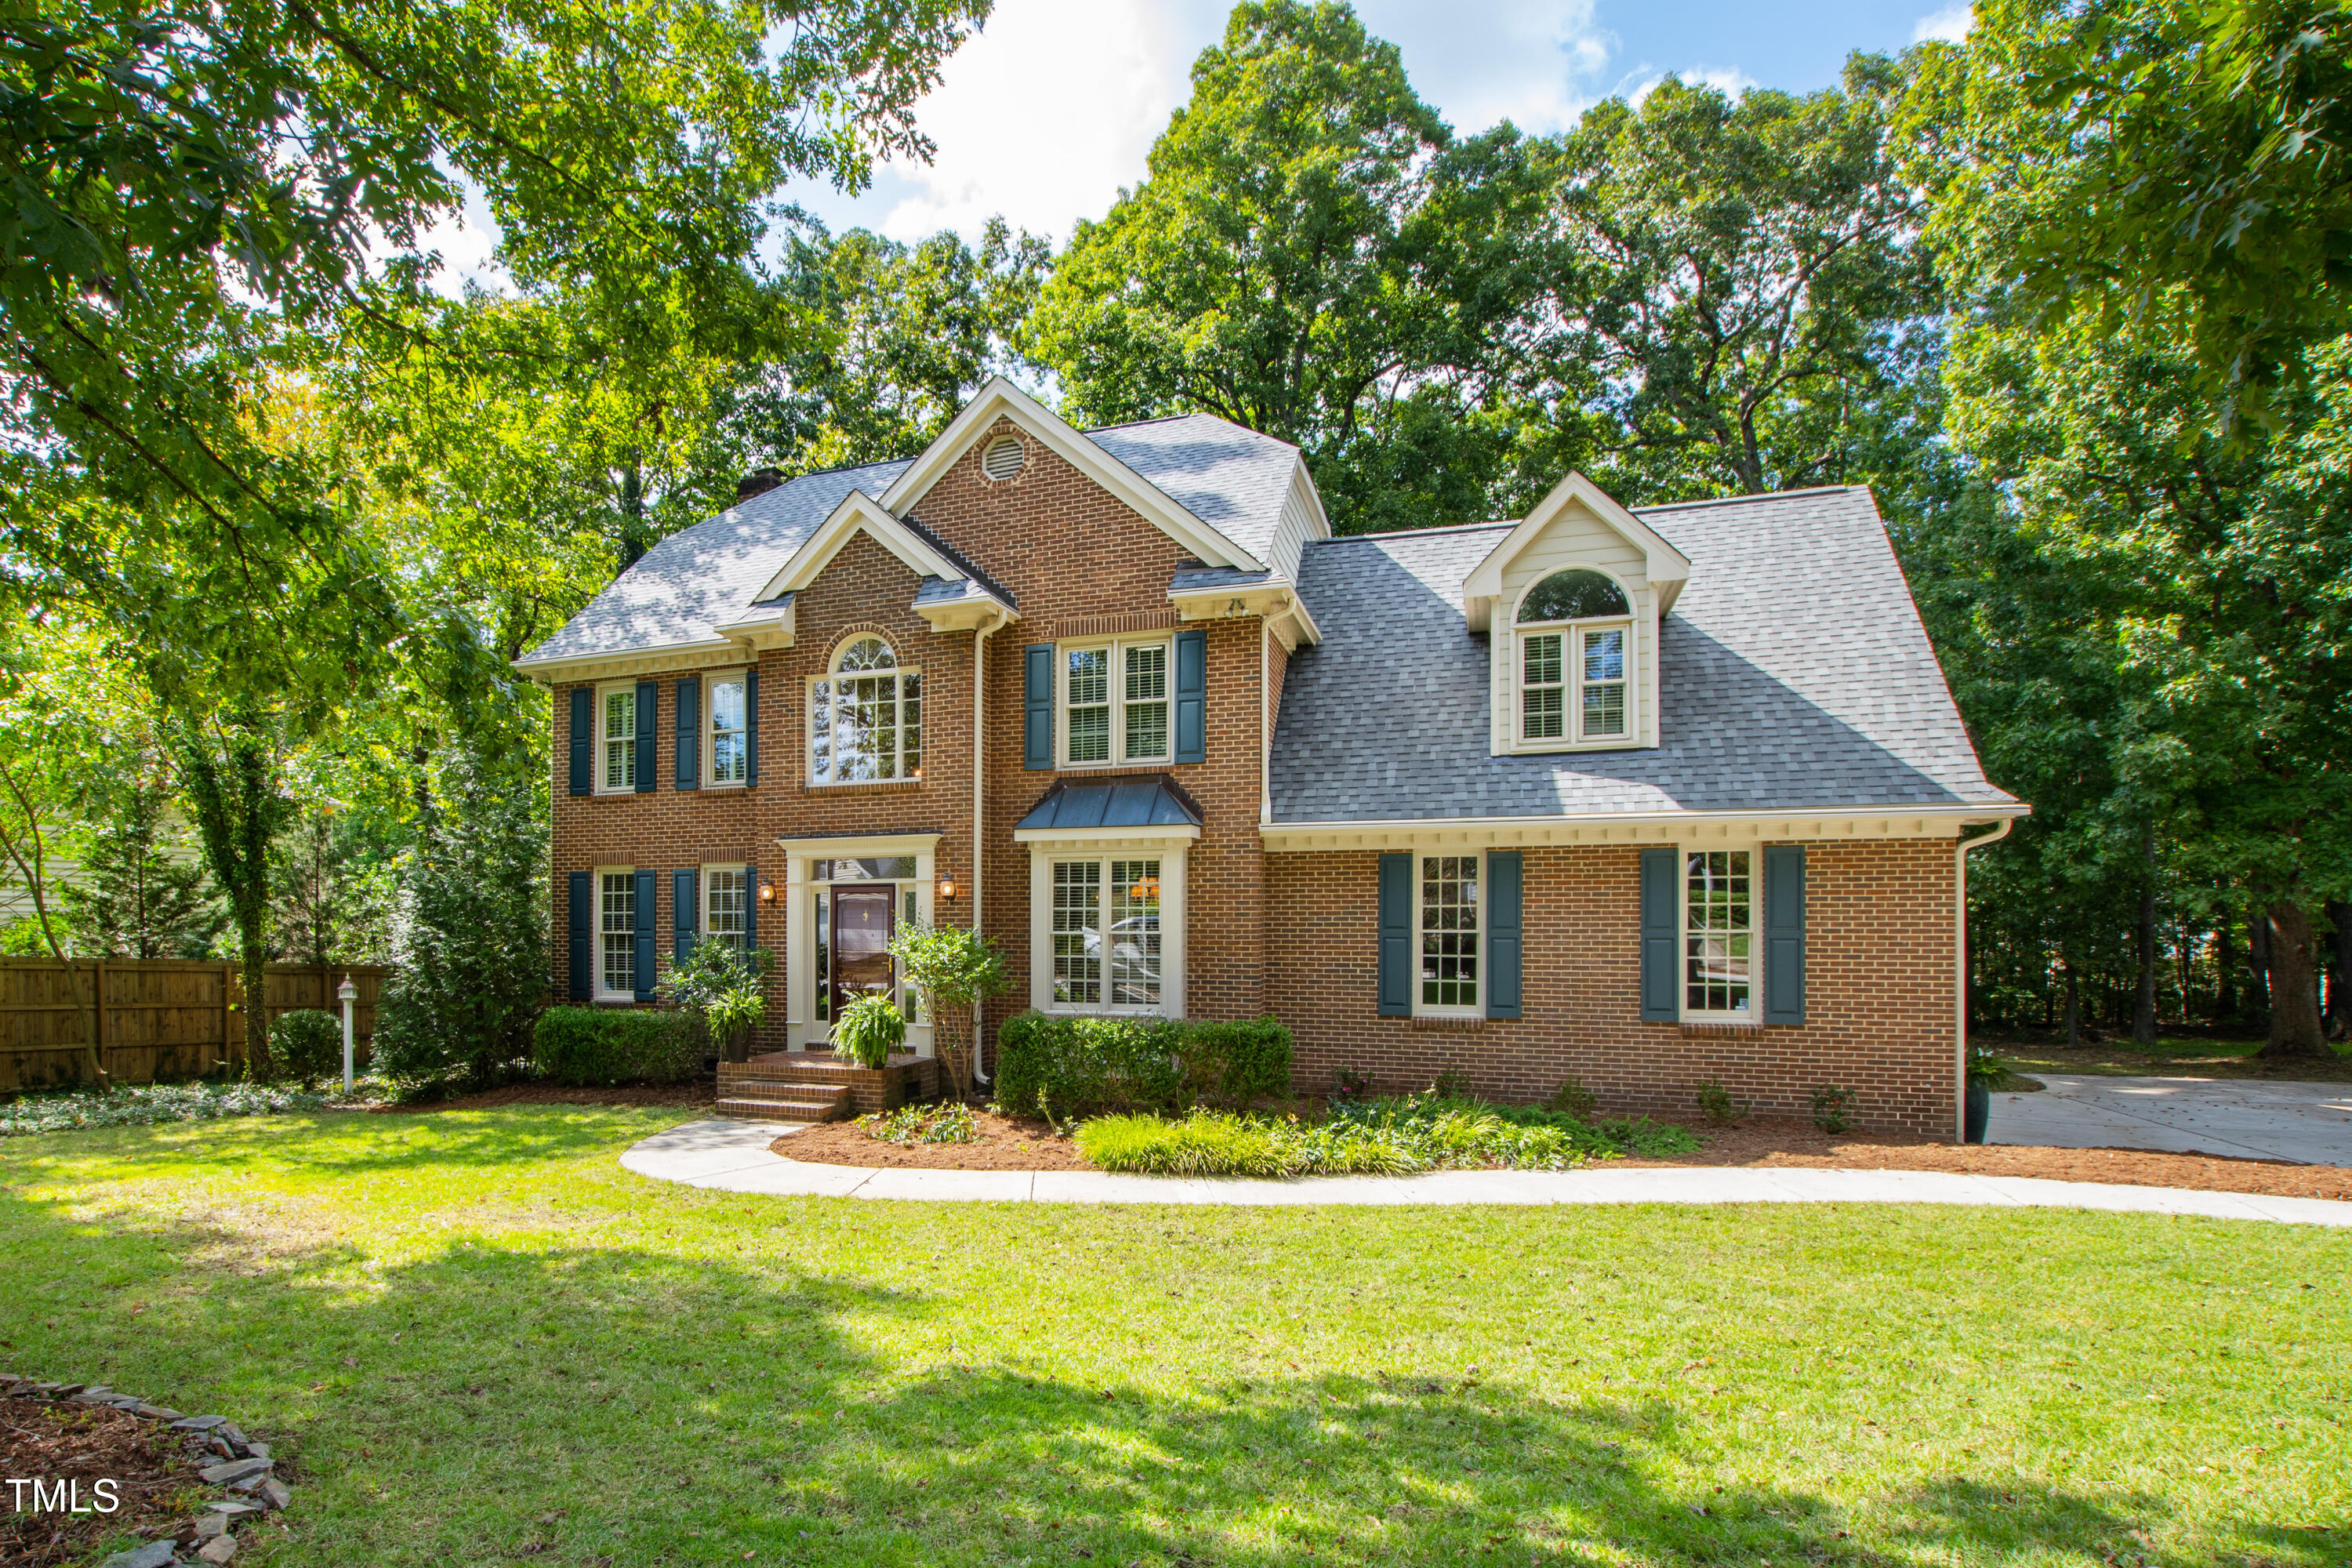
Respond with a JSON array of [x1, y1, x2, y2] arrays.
[[1954, 818, 2014, 1141], [971, 612, 1000, 1083]]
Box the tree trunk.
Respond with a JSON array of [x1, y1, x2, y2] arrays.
[[2132, 828, 2158, 1044], [2063, 960, 2080, 1047], [2325, 900, 2350, 1042], [2258, 902, 2328, 1058], [2216, 909, 2237, 1019], [2249, 910, 2272, 1017]]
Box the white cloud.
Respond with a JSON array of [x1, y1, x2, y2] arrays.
[[1358, 0, 1612, 136], [1627, 63, 1760, 110], [1912, 4, 1973, 44]]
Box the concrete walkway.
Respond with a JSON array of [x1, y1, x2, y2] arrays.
[[621, 1120, 2352, 1227], [1990, 1073, 2352, 1164]]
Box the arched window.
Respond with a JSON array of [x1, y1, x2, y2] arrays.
[[811, 636, 923, 784], [1515, 568, 1632, 744]]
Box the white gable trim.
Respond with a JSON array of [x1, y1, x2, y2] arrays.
[[1462, 472, 1694, 630], [878, 377, 1267, 572], [753, 490, 957, 601]]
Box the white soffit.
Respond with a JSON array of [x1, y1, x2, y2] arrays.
[[1461, 472, 1696, 630], [879, 376, 1267, 573]]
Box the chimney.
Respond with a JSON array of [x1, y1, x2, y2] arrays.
[[735, 466, 784, 503]]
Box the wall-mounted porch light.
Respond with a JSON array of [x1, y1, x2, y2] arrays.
[[938, 872, 958, 902], [757, 879, 776, 905]]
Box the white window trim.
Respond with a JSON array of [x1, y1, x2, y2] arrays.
[[594, 865, 637, 1002], [806, 640, 923, 788], [701, 863, 749, 950], [595, 683, 639, 795], [1497, 569, 1650, 757], [1679, 840, 1760, 1026], [1025, 838, 1188, 1018], [703, 669, 751, 789], [1057, 635, 1176, 769], [779, 833, 938, 1054], [1412, 849, 1486, 1019]]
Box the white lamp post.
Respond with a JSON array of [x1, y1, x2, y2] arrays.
[[337, 975, 359, 1093]]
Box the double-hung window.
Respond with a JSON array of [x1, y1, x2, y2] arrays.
[[1684, 849, 1753, 1019], [810, 637, 922, 784], [1062, 639, 1172, 766], [599, 687, 637, 791], [598, 869, 635, 998], [707, 674, 749, 785], [1047, 857, 1163, 1011], [1515, 568, 1632, 746], [705, 866, 748, 952]]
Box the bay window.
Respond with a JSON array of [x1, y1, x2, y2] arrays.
[[1028, 844, 1185, 1016]]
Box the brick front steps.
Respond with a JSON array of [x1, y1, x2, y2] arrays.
[[715, 1051, 942, 1123]]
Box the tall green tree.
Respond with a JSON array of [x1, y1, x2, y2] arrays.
[[1026, 0, 1556, 532], [64, 756, 225, 961]]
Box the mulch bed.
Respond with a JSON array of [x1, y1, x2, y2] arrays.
[[372, 1082, 718, 1114], [774, 1107, 2352, 1199], [775, 1109, 1086, 1170], [0, 1395, 205, 1567]]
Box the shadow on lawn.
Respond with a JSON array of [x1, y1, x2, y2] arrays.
[[0, 1181, 2337, 1568]]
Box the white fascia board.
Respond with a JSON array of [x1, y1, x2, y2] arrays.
[[1167, 580, 1323, 650], [1014, 823, 1203, 847], [713, 599, 797, 652], [775, 830, 942, 858], [1462, 471, 1697, 630], [510, 638, 742, 686], [916, 596, 1018, 635], [878, 376, 1266, 572], [753, 489, 958, 601], [1260, 803, 2029, 851]]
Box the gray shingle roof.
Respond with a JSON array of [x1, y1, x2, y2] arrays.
[[1088, 414, 1301, 570], [519, 460, 910, 667], [521, 414, 1303, 668], [1270, 487, 2015, 822]]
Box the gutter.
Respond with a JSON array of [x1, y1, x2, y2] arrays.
[[969, 609, 1006, 1083], [1954, 818, 2016, 1142]]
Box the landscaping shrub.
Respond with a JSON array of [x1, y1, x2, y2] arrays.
[[0, 1081, 338, 1138], [1695, 1079, 1746, 1127], [371, 750, 547, 1094], [1546, 1075, 1597, 1119], [1810, 1083, 1857, 1134], [861, 1102, 979, 1145], [993, 1012, 1292, 1118], [532, 1007, 702, 1087], [833, 995, 906, 1069], [267, 1009, 343, 1090], [1078, 1112, 1298, 1177], [659, 938, 772, 1062]]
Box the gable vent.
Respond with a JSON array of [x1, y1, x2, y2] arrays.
[[981, 435, 1025, 481]]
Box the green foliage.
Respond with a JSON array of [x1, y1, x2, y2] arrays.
[[62, 752, 223, 960], [1695, 1080, 1746, 1127], [1546, 1076, 1598, 1120], [861, 1102, 980, 1145], [369, 749, 547, 1092], [267, 1009, 343, 1091], [993, 1013, 1294, 1120], [1078, 1094, 1699, 1178], [833, 995, 907, 1070], [1809, 1084, 1858, 1134], [531, 1007, 702, 1088], [659, 939, 773, 1063], [270, 799, 393, 967], [889, 920, 1011, 1101], [0, 1080, 337, 1138], [1967, 1048, 2009, 1089]]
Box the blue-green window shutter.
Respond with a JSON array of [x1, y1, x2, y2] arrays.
[[745, 668, 760, 784], [1023, 644, 1054, 769], [674, 677, 700, 789], [1377, 852, 1412, 1016], [673, 869, 698, 965], [1486, 851, 1523, 1019], [567, 872, 591, 1001], [567, 690, 591, 797], [742, 862, 758, 950], [1174, 627, 1207, 764], [633, 681, 658, 793], [1763, 844, 1806, 1025], [633, 868, 656, 1000], [1639, 848, 1679, 1022]]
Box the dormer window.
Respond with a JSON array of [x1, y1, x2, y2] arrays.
[[1516, 569, 1632, 746]]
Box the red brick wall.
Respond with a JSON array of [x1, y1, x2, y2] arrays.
[[1266, 839, 1958, 1136]]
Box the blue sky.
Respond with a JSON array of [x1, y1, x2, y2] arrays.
[[771, 0, 1971, 249], [426, 2, 1972, 284]]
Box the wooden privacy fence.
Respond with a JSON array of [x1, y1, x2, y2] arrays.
[[0, 958, 391, 1092]]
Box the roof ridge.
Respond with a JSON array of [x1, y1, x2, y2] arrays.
[[1633, 485, 1859, 516], [1305, 521, 1515, 545], [1083, 411, 1302, 455]]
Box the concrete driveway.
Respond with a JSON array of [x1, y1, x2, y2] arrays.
[[1989, 1074, 2352, 1166]]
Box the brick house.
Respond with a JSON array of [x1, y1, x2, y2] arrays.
[[517, 378, 2024, 1136]]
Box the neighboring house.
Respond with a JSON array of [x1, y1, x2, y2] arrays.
[[517, 377, 2024, 1136]]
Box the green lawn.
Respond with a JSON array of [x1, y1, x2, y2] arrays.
[[1990, 1033, 2352, 1083], [2, 1108, 2347, 1566]]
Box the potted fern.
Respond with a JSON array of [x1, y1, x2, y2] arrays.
[[833, 994, 907, 1070]]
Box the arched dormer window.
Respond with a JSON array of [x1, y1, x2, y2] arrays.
[[1515, 569, 1632, 745], [811, 635, 924, 784]]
